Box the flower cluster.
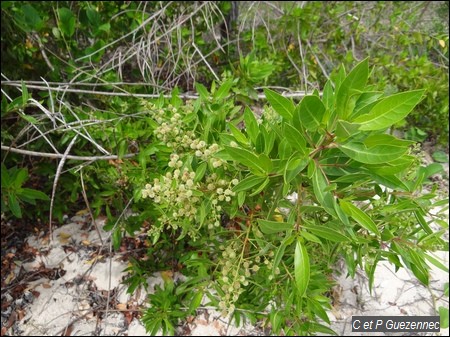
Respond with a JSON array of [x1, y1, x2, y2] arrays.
[[152, 103, 197, 151], [191, 140, 226, 168], [142, 167, 200, 238], [216, 236, 277, 317]]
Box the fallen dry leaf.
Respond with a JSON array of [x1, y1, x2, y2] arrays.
[[75, 209, 89, 216], [58, 232, 71, 244], [116, 303, 127, 311]]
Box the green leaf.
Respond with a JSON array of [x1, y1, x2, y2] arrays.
[[188, 290, 203, 314], [13, 168, 28, 188], [18, 4, 43, 32], [18, 188, 49, 201], [86, 7, 101, 27], [194, 162, 207, 183], [335, 120, 361, 140], [294, 238, 310, 297], [249, 176, 270, 197], [257, 219, 293, 234], [243, 107, 259, 144], [1, 164, 11, 187], [408, 250, 429, 286], [309, 298, 330, 324], [294, 95, 326, 131], [224, 146, 271, 175], [229, 123, 248, 145], [21, 81, 29, 105], [439, 307, 449, 329], [310, 161, 336, 216], [340, 200, 380, 235], [284, 154, 309, 184], [355, 90, 425, 131], [278, 139, 293, 159], [339, 136, 410, 164], [20, 114, 39, 124], [264, 88, 295, 119], [351, 91, 383, 119], [322, 80, 335, 112], [8, 194, 22, 218], [215, 78, 234, 100], [432, 151, 448, 163], [195, 82, 209, 100], [232, 174, 266, 193], [58, 8, 76, 37], [284, 123, 307, 154], [336, 58, 369, 119], [303, 225, 349, 242], [272, 236, 293, 278], [423, 253, 449, 273]]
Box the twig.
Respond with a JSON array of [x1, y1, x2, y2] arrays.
[[31, 33, 55, 72], [192, 42, 220, 82], [1, 145, 138, 161], [1, 81, 313, 99], [80, 170, 104, 246], [49, 135, 78, 242]]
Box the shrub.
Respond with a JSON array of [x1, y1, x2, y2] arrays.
[[134, 59, 448, 335]]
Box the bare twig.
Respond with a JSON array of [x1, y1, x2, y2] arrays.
[[49, 135, 78, 242], [1, 81, 311, 99], [1, 145, 138, 161], [80, 170, 104, 245]]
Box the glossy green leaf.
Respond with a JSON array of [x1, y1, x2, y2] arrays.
[[243, 107, 259, 144], [294, 238, 310, 297], [339, 138, 409, 164], [309, 298, 330, 324], [335, 120, 361, 140], [257, 219, 293, 234], [303, 225, 349, 242], [232, 175, 266, 193], [195, 82, 209, 100], [439, 307, 449, 329], [336, 58, 369, 119], [224, 146, 270, 175], [351, 91, 383, 119], [189, 290, 203, 314], [284, 155, 309, 184], [322, 80, 335, 112], [249, 176, 270, 197], [310, 161, 336, 216], [408, 250, 429, 286], [194, 162, 207, 183], [355, 90, 425, 130], [340, 200, 380, 235], [215, 78, 234, 100], [284, 123, 307, 154], [264, 88, 294, 119], [272, 236, 291, 277], [423, 253, 449, 273], [229, 123, 248, 145], [294, 95, 326, 131], [278, 139, 293, 159]]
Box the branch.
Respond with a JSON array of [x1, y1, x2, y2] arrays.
[[1, 81, 315, 99], [1, 145, 138, 161]]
